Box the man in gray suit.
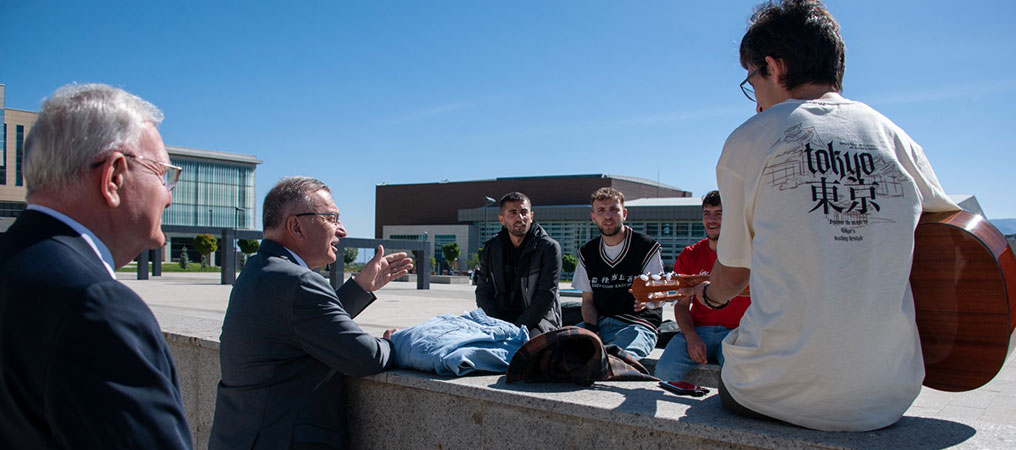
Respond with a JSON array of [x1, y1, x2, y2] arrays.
[[209, 176, 413, 450]]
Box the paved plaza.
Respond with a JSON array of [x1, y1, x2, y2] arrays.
[[123, 271, 1016, 447]]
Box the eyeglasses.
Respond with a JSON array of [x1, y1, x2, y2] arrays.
[[125, 153, 182, 191], [90, 151, 183, 191], [295, 212, 340, 225], [740, 67, 762, 102]]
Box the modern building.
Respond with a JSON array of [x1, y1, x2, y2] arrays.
[[163, 145, 262, 264], [0, 84, 262, 263], [377, 174, 703, 272], [0, 84, 36, 218]]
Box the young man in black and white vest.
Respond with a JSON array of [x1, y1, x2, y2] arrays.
[[571, 187, 663, 358]]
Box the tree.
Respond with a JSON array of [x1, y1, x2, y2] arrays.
[[343, 247, 358, 264], [179, 245, 190, 269], [441, 242, 460, 274], [238, 239, 260, 268], [193, 234, 218, 269], [562, 254, 578, 274], [466, 251, 481, 270]]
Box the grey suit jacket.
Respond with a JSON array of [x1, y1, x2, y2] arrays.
[[209, 239, 394, 450], [0, 210, 192, 449]]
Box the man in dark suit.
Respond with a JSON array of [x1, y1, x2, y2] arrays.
[[0, 84, 193, 449], [209, 176, 413, 450]]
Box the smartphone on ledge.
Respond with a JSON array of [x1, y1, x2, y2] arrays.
[[659, 380, 710, 397]]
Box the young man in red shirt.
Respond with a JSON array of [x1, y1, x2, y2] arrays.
[[654, 191, 750, 381]]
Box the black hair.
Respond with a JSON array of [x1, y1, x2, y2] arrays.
[[499, 192, 531, 210], [702, 190, 721, 208], [739, 0, 845, 91]]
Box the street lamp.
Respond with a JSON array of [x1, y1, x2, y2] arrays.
[[234, 206, 245, 230], [482, 196, 496, 244]]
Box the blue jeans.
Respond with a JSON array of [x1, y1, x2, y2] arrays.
[[578, 317, 657, 359], [654, 325, 733, 381]]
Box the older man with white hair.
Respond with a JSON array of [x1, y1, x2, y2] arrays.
[[0, 84, 192, 449]]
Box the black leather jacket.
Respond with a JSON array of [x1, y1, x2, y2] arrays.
[[475, 222, 562, 336]]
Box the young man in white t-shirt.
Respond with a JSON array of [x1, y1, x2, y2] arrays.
[[572, 187, 664, 358], [679, 0, 960, 431]]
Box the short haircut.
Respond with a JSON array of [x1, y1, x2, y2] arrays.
[[739, 0, 845, 92], [24, 83, 164, 196], [263, 176, 330, 230], [499, 192, 531, 210], [590, 187, 625, 206], [702, 190, 721, 208]]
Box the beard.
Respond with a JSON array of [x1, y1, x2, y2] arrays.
[[508, 223, 529, 238], [598, 223, 622, 237], [706, 228, 720, 241]]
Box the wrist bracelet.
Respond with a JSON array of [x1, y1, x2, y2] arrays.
[[702, 284, 730, 310]]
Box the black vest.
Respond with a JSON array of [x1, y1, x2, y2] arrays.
[[579, 227, 662, 331]]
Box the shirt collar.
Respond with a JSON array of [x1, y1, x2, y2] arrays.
[[27, 204, 117, 280], [282, 245, 309, 269]]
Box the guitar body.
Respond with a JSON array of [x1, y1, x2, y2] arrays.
[[911, 210, 1016, 392]]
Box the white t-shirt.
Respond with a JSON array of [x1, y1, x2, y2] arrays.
[[571, 231, 664, 293], [716, 94, 959, 431]]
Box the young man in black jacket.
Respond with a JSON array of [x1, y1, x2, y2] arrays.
[[475, 192, 562, 336]]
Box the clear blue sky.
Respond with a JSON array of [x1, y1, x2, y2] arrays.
[[3, 0, 1014, 239]]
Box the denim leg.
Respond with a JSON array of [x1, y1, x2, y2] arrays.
[[654, 332, 699, 381], [706, 326, 733, 367], [598, 317, 656, 359]]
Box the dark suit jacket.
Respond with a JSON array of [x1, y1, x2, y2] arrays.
[[0, 210, 193, 449], [209, 239, 395, 450]]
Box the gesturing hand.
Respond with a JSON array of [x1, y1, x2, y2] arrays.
[[354, 245, 414, 292]]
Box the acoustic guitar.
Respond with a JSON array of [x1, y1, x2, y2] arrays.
[[630, 210, 1016, 392], [911, 210, 1016, 392]]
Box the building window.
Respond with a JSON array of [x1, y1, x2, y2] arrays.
[[15, 125, 24, 186], [691, 223, 705, 238], [1, 123, 6, 185], [162, 158, 257, 228], [389, 234, 425, 241]]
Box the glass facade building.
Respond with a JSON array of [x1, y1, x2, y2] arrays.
[[164, 146, 260, 229], [162, 145, 262, 263]]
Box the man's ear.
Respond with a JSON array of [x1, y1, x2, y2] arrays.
[[765, 56, 787, 81], [498, 214, 507, 226], [286, 215, 304, 241], [99, 154, 127, 207]]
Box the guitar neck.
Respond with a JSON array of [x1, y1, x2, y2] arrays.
[[630, 273, 749, 303]]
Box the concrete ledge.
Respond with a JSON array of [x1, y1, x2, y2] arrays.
[[348, 370, 987, 450], [163, 323, 1007, 450], [429, 275, 472, 284], [391, 273, 471, 284]]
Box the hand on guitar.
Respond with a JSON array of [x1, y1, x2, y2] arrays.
[[629, 272, 717, 303], [630, 272, 749, 309]]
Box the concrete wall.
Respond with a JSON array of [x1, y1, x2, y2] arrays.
[[164, 328, 994, 450], [164, 333, 221, 450]]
